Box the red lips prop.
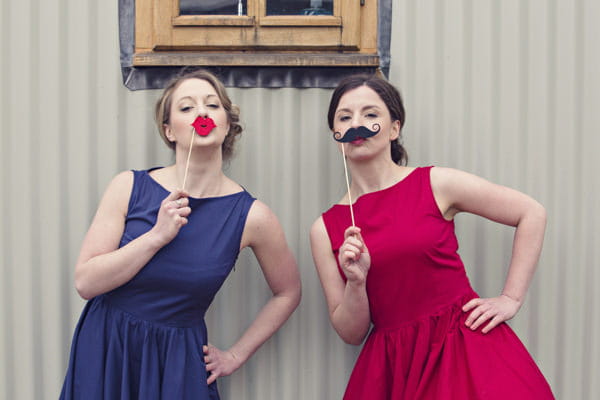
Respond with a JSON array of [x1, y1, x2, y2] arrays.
[[191, 116, 217, 136]]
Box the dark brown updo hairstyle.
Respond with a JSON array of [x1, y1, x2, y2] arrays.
[[155, 69, 243, 160], [327, 74, 408, 165]]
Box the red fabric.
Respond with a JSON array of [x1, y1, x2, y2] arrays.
[[322, 167, 554, 400]]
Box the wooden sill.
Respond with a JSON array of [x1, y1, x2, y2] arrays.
[[132, 52, 379, 67]]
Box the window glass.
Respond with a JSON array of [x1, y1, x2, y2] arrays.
[[180, 0, 247, 16], [266, 0, 333, 16]]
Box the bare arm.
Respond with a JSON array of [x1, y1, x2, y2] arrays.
[[431, 167, 547, 332], [203, 200, 301, 384], [309, 219, 371, 345], [74, 171, 191, 300]]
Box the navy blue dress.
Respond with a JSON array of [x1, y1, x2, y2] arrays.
[[60, 169, 256, 399]]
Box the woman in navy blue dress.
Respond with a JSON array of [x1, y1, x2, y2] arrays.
[[60, 69, 302, 399]]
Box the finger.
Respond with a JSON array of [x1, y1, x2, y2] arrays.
[[343, 243, 362, 256], [177, 197, 189, 207], [481, 315, 503, 334], [353, 231, 369, 252], [342, 250, 360, 263], [462, 298, 482, 312], [347, 240, 367, 255], [345, 234, 366, 251], [470, 310, 494, 331], [464, 306, 485, 326], [343, 226, 361, 239], [204, 355, 211, 363], [203, 345, 209, 354], [207, 371, 217, 385], [163, 189, 185, 203], [177, 206, 192, 217]]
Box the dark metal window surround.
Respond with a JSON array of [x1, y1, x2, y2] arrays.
[[119, 0, 392, 90]]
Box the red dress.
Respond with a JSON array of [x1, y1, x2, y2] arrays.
[[321, 167, 554, 400]]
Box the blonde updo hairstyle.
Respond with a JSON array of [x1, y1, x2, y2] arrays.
[[155, 69, 243, 160]]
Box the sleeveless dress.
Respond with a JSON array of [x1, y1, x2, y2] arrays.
[[60, 168, 255, 400], [321, 166, 554, 400]]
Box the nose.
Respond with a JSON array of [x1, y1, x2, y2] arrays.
[[196, 105, 209, 117], [351, 114, 362, 128]]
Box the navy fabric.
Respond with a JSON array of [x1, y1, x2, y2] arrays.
[[60, 168, 255, 399]]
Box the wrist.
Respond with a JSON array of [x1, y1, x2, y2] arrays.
[[145, 229, 168, 250], [501, 292, 523, 305], [227, 348, 247, 368], [346, 279, 367, 291]]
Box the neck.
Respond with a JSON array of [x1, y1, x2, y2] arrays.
[[175, 146, 225, 197], [347, 156, 403, 199]]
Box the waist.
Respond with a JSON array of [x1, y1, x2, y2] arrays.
[[369, 288, 477, 331], [102, 292, 207, 328]]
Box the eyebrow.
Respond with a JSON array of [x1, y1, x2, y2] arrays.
[[176, 94, 219, 103], [335, 105, 382, 114]]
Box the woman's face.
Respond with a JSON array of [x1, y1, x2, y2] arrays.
[[164, 78, 230, 152], [332, 85, 400, 161]]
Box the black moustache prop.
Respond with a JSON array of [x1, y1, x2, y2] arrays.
[[333, 124, 381, 142]]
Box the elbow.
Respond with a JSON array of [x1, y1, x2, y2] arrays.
[[74, 271, 95, 300], [531, 200, 547, 230], [275, 281, 302, 314], [292, 283, 302, 309], [538, 203, 547, 226], [330, 308, 370, 345], [285, 285, 302, 315], [333, 321, 368, 345], [286, 275, 302, 310], [521, 199, 546, 229], [339, 330, 367, 346], [75, 281, 93, 301]]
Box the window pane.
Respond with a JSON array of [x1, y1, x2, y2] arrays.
[[266, 0, 334, 16], [180, 0, 247, 16]]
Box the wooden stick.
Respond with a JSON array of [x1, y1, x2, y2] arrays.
[[341, 143, 356, 227], [182, 127, 195, 192]]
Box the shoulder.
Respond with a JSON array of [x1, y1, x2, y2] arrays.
[[310, 215, 335, 253], [98, 170, 135, 215], [429, 165, 460, 181], [242, 200, 284, 247], [99, 170, 134, 197], [310, 215, 327, 240], [429, 166, 480, 192], [429, 166, 490, 218], [110, 170, 135, 189], [107, 170, 135, 198], [246, 199, 274, 224]]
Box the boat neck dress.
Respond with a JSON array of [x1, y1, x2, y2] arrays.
[[321, 166, 554, 400], [60, 168, 255, 399]]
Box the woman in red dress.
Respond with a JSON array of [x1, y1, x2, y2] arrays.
[[310, 74, 555, 399]]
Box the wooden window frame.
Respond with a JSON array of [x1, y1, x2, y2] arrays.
[[133, 0, 379, 67]]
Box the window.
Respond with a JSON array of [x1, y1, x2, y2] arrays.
[[133, 0, 379, 67]]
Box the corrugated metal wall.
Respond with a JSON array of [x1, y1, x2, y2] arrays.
[[0, 0, 598, 399], [391, 1, 600, 399]]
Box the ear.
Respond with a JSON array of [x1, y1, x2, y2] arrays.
[[390, 120, 401, 141], [164, 124, 175, 142]]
